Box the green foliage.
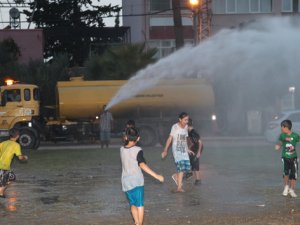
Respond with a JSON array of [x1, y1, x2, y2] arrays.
[[0, 38, 21, 77], [0, 54, 70, 106], [85, 43, 157, 80], [19, 55, 70, 105], [23, 0, 121, 66]]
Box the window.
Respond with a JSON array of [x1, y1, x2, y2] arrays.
[[148, 40, 176, 59], [150, 0, 189, 10], [282, 0, 299, 12], [260, 0, 272, 12], [33, 88, 40, 101], [237, 0, 249, 13], [250, 0, 259, 12], [213, 0, 272, 14], [227, 0, 236, 12], [180, 0, 189, 8], [150, 0, 170, 11], [24, 89, 31, 101], [7, 89, 21, 102], [149, 39, 194, 59], [213, 0, 226, 13]]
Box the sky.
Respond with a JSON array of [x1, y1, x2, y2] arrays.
[[0, 0, 122, 28], [99, 0, 122, 26]]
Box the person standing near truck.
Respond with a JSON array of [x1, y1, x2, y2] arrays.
[[99, 105, 114, 148]]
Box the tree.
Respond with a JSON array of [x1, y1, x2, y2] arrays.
[[0, 38, 21, 78], [85, 43, 157, 80], [18, 55, 70, 106], [23, 0, 121, 66]]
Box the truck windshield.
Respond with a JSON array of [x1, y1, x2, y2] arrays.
[[7, 89, 21, 102]]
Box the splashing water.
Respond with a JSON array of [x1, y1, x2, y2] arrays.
[[106, 17, 300, 112]]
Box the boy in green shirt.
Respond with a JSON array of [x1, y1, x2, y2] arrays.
[[275, 120, 299, 198], [0, 128, 28, 198]]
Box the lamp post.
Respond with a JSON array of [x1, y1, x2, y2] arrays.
[[289, 86, 296, 110], [189, 0, 201, 45]]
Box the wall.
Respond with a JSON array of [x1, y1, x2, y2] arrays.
[[0, 29, 43, 64]]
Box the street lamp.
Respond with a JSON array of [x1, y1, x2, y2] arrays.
[[289, 86, 296, 110], [189, 0, 201, 45]]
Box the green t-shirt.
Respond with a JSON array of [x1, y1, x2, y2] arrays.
[[279, 132, 300, 158]]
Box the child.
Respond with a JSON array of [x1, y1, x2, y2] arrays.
[[120, 127, 164, 225], [187, 119, 203, 185], [275, 119, 299, 198], [122, 120, 136, 143], [0, 128, 28, 198], [161, 112, 193, 193]]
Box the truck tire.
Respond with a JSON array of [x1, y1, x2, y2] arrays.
[[139, 126, 157, 147], [19, 128, 37, 149]]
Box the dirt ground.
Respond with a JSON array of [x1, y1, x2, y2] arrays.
[[1, 138, 300, 225]]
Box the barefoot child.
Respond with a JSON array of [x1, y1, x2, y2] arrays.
[[161, 112, 192, 192], [0, 128, 28, 198], [275, 119, 299, 198], [121, 127, 164, 225]]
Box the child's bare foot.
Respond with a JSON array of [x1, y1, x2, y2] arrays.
[[172, 188, 185, 193]]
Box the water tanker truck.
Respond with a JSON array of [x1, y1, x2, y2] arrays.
[[0, 77, 216, 149]]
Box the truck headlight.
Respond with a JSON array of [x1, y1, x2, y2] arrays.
[[211, 114, 217, 121]]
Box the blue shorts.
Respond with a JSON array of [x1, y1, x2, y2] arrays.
[[125, 186, 144, 207], [175, 160, 191, 173]]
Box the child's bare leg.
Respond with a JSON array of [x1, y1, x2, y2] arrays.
[[0, 187, 4, 195], [131, 205, 139, 225], [283, 176, 289, 186], [290, 179, 296, 190], [137, 206, 144, 225], [177, 172, 184, 191], [0, 186, 6, 196]]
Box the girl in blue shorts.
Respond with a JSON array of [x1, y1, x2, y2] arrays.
[[120, 127, 164, 225]]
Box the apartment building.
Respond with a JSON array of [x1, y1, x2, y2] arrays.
[[122, 0, 300, 58]]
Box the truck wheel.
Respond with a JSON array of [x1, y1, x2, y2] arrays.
[[139, 126, 157, 147], [33, 136, 41, 149], [19, 128, 36, 149]]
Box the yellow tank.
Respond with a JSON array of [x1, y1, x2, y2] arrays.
[[57, 77, 215, 120]]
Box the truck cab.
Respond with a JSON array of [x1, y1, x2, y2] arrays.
[[0, 80, 41, 149]]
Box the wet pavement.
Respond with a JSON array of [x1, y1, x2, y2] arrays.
[[1, 138, 300, 225]]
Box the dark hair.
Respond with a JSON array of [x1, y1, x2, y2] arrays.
[[125, 127, 140, 142], [178, 112, 189, 119], [9, 128, 19, 138], [281, 119, 292, 130], [188, 118, 193, 126], [126, 120, 135, 127]]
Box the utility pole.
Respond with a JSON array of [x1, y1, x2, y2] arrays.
[[199, 0, 212, 41], [189, 0, 212, 45], [172, 0, 184, 49]]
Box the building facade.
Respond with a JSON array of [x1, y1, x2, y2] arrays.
[[0, 29, 44, 64], [122, 0, 300, 58]]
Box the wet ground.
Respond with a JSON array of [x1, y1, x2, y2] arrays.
[[1, 138, 300, 225]]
